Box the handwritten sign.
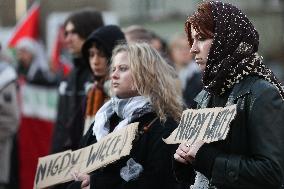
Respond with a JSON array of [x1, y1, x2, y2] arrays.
[[34, 122, 139, 189], [164, 105, 237, 144]]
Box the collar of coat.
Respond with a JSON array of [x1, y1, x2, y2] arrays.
[[194, 76, 259, 108]]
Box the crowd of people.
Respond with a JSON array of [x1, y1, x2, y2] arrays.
[[0, 1, 284, 189]]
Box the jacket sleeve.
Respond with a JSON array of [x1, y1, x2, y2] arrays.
[[173, 160, 196, 184], [193, 84, 284, 188], [125, 118, 178, 189], [0, 82, 19, 141]]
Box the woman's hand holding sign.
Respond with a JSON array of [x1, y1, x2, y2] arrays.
[[71, 171, 90, 189], [174, 140, 205, 164]]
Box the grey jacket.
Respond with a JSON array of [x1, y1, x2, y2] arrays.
[[0, 63, 19, 183]]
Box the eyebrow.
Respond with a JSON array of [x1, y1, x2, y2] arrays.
[[118, 63, 128, 66], [112, 62, 128, 66]]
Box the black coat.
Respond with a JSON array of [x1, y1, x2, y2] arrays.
[[174, 76, 284, 189], [68, 112, 181, 189], [51, 57, 93, 153], [182, 72, 203, 108]]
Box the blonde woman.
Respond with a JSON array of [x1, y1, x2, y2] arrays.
[[68, 42, 183, 189]]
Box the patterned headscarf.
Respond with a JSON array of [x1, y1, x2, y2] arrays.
[[202, 1, 284, 99]]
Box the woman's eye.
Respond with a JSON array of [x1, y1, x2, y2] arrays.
[[98, 52, 106, 57], [89, 52, 95, 58], [197, 36, 205, 41], [119, 66, 128, 71]]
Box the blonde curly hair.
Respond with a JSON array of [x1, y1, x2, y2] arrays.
[[111, 42, 183, 122]]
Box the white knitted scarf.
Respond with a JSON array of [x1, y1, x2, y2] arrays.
[[92, 96, 151, 141]]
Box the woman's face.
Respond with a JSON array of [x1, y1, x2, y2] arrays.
[[111, 51, 138, 98], [171, 37, 193, 67], [88, 45, 108, 77], [64, 22, 85, 55], [17, 48, 33, 67], [189, 27, 213, 72]]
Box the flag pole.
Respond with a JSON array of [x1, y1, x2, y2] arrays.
[[15, 0, 27, 21]]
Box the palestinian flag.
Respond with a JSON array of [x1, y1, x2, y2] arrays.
[[8, 2, 40, 47]]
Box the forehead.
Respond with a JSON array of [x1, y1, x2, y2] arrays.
[[89, 45, 99, 51], [172, 37, 187, 46], [18, 48, 32, 54], [113, 51, 128, 64], [65, 22, 75, 30]]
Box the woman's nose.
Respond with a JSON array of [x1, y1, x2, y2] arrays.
[[91, 55, 100, 65], [64, 35, 71, 43], [190, 42, 199, 54], [111, 69, 118, 79]]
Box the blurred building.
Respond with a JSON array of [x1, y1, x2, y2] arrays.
[[0, 0, 284, 58]]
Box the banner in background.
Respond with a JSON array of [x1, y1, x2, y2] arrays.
[[21, 84, 58, 121], [18, 83, 58, 189]]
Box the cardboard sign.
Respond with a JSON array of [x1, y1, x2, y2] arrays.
[[164, 105, 237, 145], [34, 122, 139, 189]]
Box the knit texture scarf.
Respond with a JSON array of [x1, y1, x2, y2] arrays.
[[203, 1, 284, 99], [92, 96, 152, 141]]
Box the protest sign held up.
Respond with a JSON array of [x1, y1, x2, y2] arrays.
[[164, 105, 237, 145], [33, 122, 139, 189]]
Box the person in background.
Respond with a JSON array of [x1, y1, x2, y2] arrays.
[[123, 25, 172, 65], [0, 44, 19, 189], [51, 8, 104, 154], [169, 33, 203, 108], [67, 43, 183, 189], [80, 25, 126, 135], [174, 1, 284, 189], [149, 31, 172, 66], [123, 25, 152, 44], [148, 31, 167, 55], [15, 37, 55, 86]]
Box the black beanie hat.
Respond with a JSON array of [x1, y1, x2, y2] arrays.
[[82, 25, 126, 63]]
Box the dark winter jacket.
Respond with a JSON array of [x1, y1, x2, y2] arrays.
[[174, 76, 284, 189], [51, 57, 93, 153], [182, 72, 203, 108], [67, 112, 180, 189]]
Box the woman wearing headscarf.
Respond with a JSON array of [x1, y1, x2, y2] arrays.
[[174, 1, 284, 189], [15, 37, 55, 85], [67, 43, 183, 189]]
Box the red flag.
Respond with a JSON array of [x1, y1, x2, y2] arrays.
[[51, 26, 72, 77], [8, 2, 40, 47]]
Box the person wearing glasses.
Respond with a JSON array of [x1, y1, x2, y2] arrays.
[[51, 8, 104, 157]]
